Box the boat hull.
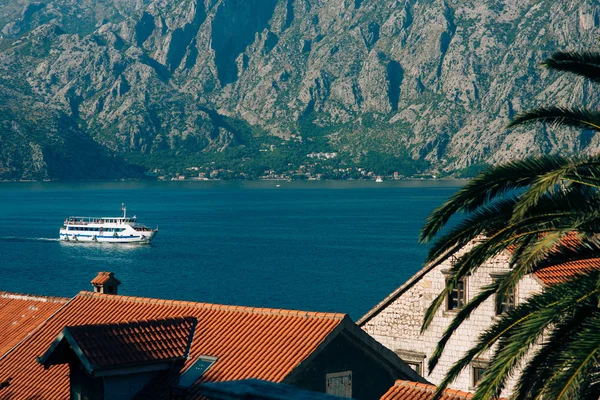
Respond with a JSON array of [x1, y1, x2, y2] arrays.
[[59, 230, 158, 244]]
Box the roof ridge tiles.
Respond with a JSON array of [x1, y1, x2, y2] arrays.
[[0, 291, 69, 303], [76, 291, 347, 319]]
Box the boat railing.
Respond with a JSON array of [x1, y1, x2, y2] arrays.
[[64, 217, 134, 225]]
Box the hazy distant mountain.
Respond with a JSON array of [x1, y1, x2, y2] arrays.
[[1, 0, 599, 180]]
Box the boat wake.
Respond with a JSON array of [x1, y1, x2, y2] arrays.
[[0, 237, 61, 243]]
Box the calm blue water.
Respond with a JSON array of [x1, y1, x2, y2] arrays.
[[0, 180, 462, 320]]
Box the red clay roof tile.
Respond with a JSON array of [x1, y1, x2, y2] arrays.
[[380, 380, 474, 400], [534, 258, 600, 286], [0, 292, 69, 356], [39, 316, 197, 371], [0, 291, 346, 399]]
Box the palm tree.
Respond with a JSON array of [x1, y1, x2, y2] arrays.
[[420, 52, 600, 400]]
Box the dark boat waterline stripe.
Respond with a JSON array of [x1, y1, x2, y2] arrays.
[[59, 234, 146, 239]]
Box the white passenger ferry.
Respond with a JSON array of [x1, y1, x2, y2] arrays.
[[59, 204, 158, 244]]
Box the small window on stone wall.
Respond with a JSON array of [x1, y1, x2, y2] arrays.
[[496, 287, 516, 315], [395, 349, 426, 377], [470, 359, 489, 389], [472, 365, 486, 387], [447, 278, 466, 311], [490, 274, 517, 315], [326, 371, 352, 398], [406, 361, 422, 375]]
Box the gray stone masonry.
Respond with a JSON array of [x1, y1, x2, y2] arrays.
[[361, 241, 543, 396]]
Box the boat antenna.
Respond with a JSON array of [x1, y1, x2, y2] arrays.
[[121, 203, 126, 219]]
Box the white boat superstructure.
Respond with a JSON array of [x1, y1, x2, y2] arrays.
[[59, 204, 158, 244]]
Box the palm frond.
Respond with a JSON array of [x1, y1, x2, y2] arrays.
[[507, 107, 600, 132], [473, 273, 600, 400], [432, 272, 600, 400], [420, 156, 569, 243], [425, 197, 516, 263], [512, 309, 590, 400], [421, 288, 449, 333], [544, 314, 600, 399], [510, 161, 575, 221], [543, 51, 600, 83], [423, 214, 579, 331], [428, 281, 500, 372]]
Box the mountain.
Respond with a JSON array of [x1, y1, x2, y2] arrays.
[[0, 0, 599, 180]]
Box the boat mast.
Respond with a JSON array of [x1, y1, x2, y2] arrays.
[[121, 203, 126, 219]]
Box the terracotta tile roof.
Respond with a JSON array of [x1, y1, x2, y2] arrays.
[[39, 317, 197, 371], [0, 291, 346, 399], [534, 258, 600, 286], [0, 292, 69, 356], [90, 271, 120, 285], [380, 380, 474, 400]]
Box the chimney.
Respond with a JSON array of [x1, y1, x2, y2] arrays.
[[91, 272, 121, 295]]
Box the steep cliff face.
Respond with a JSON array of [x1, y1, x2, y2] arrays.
[[0, 0, 599, 179], [0, 85, 144, 180]]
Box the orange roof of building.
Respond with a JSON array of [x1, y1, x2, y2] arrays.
[[534, 258, 600, 286], [505, 233, 600, 286], [381, 380, 474, 400], [90, 271, 120, 286], [0, 291, 347, 399], [39, 316, 197, 371], [0, 292, 68, 356]]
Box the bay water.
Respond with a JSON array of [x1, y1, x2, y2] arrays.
[[0, 180, 462, 320]]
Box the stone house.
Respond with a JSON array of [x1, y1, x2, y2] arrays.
[[0, 272, 423, 400], [358, 240, 600, 395]]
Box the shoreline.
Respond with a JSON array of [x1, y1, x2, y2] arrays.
[[0, 177, 470, 184]]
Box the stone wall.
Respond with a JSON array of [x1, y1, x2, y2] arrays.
[[360, 242, 543, 395]]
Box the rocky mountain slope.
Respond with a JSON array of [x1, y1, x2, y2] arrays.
[[0, 0, 599, 180]]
